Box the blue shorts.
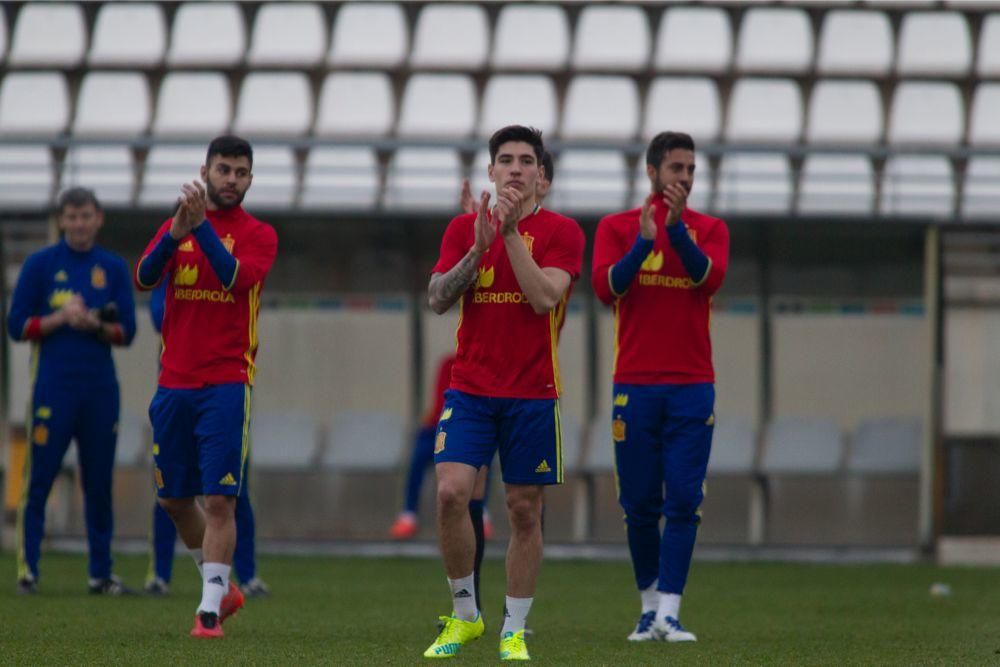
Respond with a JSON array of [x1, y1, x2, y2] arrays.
[[433, 389, 563, 485], [149, 383, 251, 498]]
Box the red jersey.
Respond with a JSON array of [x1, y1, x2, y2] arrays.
[[135, 206, 278, 388], [432, 207, 584, 399], [592, 206, 729, 385], [423, 354, 456, 427]]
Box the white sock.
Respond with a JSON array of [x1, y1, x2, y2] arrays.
[[501, 596, 533, 635], [640, 582, 658, 614], [190, 547, 204, 577], [197, 562, 231, 615], [448, 574, 478, 622], [658, 592, 682, 621]]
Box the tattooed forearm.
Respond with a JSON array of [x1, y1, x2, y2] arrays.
[[428, 248, 483, 314]]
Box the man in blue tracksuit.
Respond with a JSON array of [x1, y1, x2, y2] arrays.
[[7, 187, 137, 595], [143, 277, 269, 598]]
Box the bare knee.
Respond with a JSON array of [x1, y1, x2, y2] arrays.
[[203, 495, 236, 523], [437, 480, 472, 515], [506, 488, 543, 534]]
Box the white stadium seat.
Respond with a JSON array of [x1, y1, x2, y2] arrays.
[[961, 158, 1000, 221], [644, 77, 721, 143], [806, 80, 883, 144], [880, 155, 955, 217], [233, 72, 313, 136], [655, 7, 732, 73], [708, 416, 757, 475], [492, 5, 569, 70], [725, 78, 802, 143], [632, 151, 712, 212], [138, 145, 206, 208], [88, 3, 166, 67], [167, 3, 246, 67], [115, 411, 150, 467], [716, 153, 793, 214], [72, 73, 151, 138], [816, 10, 893, 76], [896, 11, 971, 76], [0, 145, 53, 208], [969, 83, 1000, 146], [572, 5, 650, 71], [848, 417, 923, 475], [0, 72, 69, 136], [323, 411, 407, 470], [301, 147, 380, 211], [797, 155, 875, 216], [250, 412, 322, 470], [397, 74, 477, 139], [242, 146, 297, 209], [978, 15, 1000, 77], [247, 2, 326, 67], [736, 7, 813, 74], [887, 82, 964, 146], [0, 11, 7, 64], [469, 148, 495, 204], [315, 72, 394, 137], [152, 72, 231, 137], [550, 150, 629, 214], [411, 4, 488, 69], [479, 75, 558, 138], [61, 146, 135, 207], [328, 2, 408, 68], [561, 76, 639, 141], [761, 417, 843, 475], [384, 148, 463, 211], [9, 3, 86, 67]]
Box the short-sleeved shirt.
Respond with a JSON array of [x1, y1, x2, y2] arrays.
[[135, 206, 277, 388], [432, 207, 585, 399]]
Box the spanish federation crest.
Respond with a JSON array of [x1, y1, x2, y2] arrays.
[[91, 265, 107, 289], [222, 234, 235, 253]]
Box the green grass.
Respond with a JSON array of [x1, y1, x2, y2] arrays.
[[1, 551, 999, 665]]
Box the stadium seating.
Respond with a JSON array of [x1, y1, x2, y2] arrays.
[[241, 146, 297, 209], [383, 148, 463, 211], [152, 72, 232, 137], [232, 72, 313, 137], [315, 72, 395, 137], [699, 416, 761, 545], [797, 155, 876, 215], [655, 7, 732, 73], [397, 74, 477, 138], [725, 78, 802, 143], [411, 4, 488, 70], [979, 14, 1000, 77], [480, 75, 558, 138], [561, 76, 640, 141], [138, 144, 205, 207], [969, 84, 1000, 146], [896, 11, 971, 76], [327, 2, 408, 68], [962, 158, 1000, 220], [887, 82, 964, 147], [0, 72, 70, 136], [549, 150, 630, 214], [247, 2, 326, 67], [735, 7, 813, 74], [61, 145, 135, 207], [816, 10, 893, 76], [300, 147, 380, 210], [8, 2, 86, 67], [715, 153, 793, 214], [0, 144, 53, 208], [644, 77, 722, 143], [806, 80, 883, 144], [492, 4, 569, 70], [167, 2, 245, 67], [571, 5, 650, 71], [72, 72, 151, 138], [88, 3, 166, 67], [250, 412, 322, 470], [0, 10, 6, 64], [880, 155, 955, 217]]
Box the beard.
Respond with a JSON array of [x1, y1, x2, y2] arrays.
[[206, 180, 246, 209]]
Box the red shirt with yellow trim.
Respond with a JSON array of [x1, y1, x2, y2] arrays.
[[136, 206, 277, 388], [592, 205, 729, 385], [432, 207, 584, 399]]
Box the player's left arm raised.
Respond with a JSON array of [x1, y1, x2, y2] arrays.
[[498, 186, 584, 314]]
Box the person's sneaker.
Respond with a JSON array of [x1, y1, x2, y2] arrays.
[[16, 576, 37, 595], [653, 615, 697, 642], [389, 512, 419, 540], [144, 577, 170, 596], [190, 611, 224, 638], [220, 581, 245, 623], [499, 629, 530, 661], [423, 613, 485, 658], [627, 610, 657, 641], [239, 577, 270, 598], [88, 575, 137, 596]]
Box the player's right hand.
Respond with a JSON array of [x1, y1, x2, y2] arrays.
[[639, 193, 658, 240], [472, 191, 495, 252]]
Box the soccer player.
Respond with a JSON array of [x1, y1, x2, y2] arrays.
[[134, 135, 277, 638], [592, 132, 729, 642], [7, 187, 137, 595], [144, 277, 269, 598], [423, 127, 584, 661]]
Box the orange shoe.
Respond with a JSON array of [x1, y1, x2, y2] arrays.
[[389, 513, 419, 540], [191, 611, 224, 638], [483, 514, 495, 540], [220, 581, 244, 623]]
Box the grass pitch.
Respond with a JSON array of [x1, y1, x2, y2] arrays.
[[1, 551, 998, 665]]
